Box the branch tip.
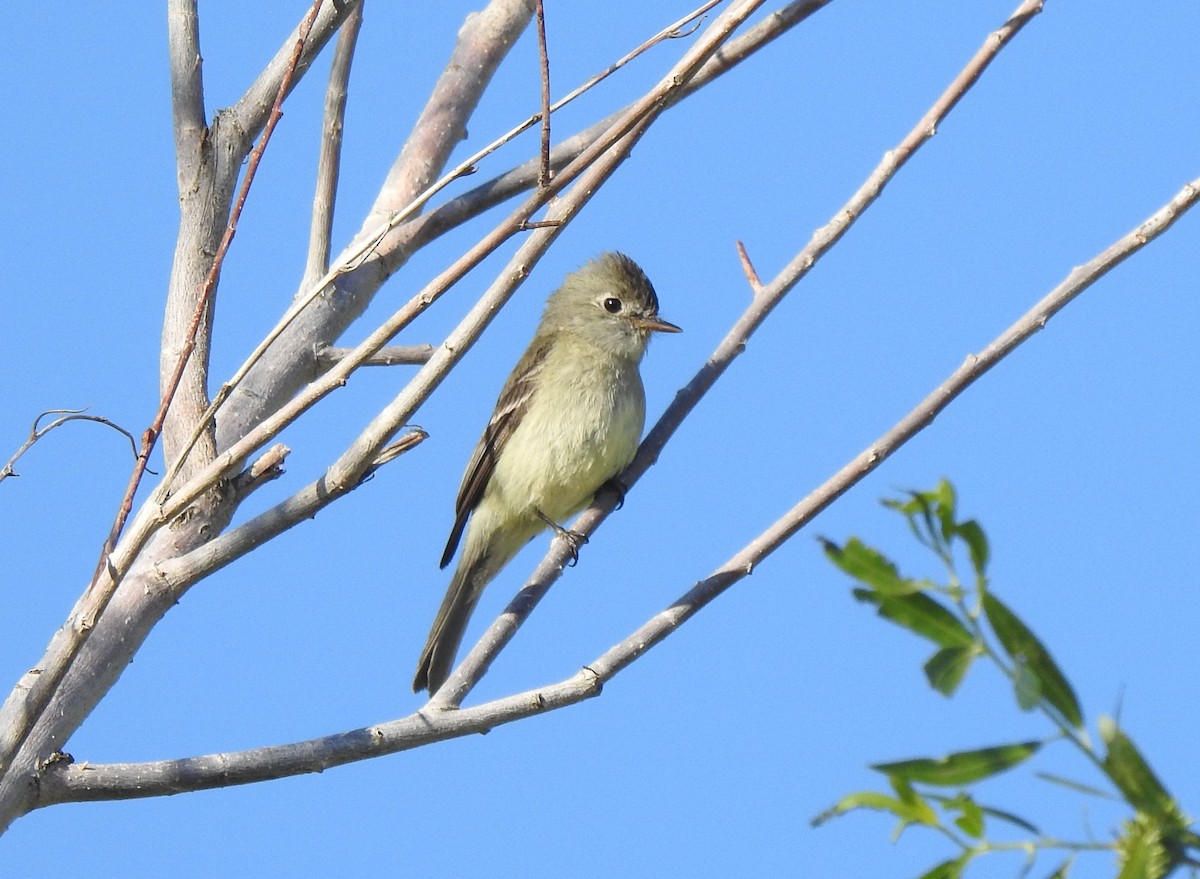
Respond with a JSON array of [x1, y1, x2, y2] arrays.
[[371, 429, 429, 469], [735, 240, 763, 293]]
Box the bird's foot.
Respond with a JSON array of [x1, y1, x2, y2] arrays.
[[536, 509, 588, 566], [599, 477, 628, 510]]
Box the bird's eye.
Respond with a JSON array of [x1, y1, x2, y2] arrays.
[[602, 297, 623, 314]]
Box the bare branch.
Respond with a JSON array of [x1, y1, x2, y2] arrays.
[[369, 430, 429, 470], [315, 344, 435, 369], [433, 0, 1047, 708], [159, 0, 326, 480], [166, 0, 205, 194], [0, 410, 139, 484], [36, 670, 603, 806], [304, 2, 363, 288], [535, 0, 551, 189], [229, 443, 290, 502], [228, 0, 365, 146], [157, 430, 426, 590], [161, 2, 360, 470]]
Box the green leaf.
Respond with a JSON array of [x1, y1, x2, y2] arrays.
[[810, 788, 936, 830], [854, 589, 976, 648], [979, 804, 1040, 835], [1036, 771, 1120, 800], [885, 481, 958, 554], [873, 741, 1041, 787], [1013, 662, 1041, 711], [916, 856, 969, 879], [889, 776, 940, 828], [953, 518, 990, 579], [982, 593, 1083, 727], [811, 791, 905, 827], [1117, 813, 1169, 879], [949, 794, 985, 838], [821, 537, 917, 595], [924, 646, 976, 697], [1100, 719, 1185, 830], [931, 478, 958, 542]]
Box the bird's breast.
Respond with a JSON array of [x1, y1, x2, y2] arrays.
[[488, 349, 646, 522]]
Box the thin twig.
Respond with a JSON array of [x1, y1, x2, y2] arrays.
[[229, 443, 290, 500], [535, 0, 552, 189], [736, 240, 763, 293], [0, 410, 139, 484], [305, 2, 363, 287], [228, 0, 363, 148], [434, 0, 1048, 708]]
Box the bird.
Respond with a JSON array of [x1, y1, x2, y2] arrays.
[[413, 252, 680, 695]]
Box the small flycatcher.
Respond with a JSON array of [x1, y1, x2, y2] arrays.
[[413, 252, 680, 694]]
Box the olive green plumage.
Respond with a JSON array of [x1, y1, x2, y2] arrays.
[[413, 252, 680, 695]]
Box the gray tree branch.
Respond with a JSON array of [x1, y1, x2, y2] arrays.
[[217, 0, 538, 451], [227, 0, 364, 146], [304, 2, 364, 288]]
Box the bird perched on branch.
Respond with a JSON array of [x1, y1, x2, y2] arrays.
[[413, 252, 680, 695]]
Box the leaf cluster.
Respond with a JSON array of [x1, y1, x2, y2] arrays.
[[816, 480, 1197, 879]]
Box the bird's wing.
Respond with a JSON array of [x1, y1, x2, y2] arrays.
[[439, 338, 552, 568]]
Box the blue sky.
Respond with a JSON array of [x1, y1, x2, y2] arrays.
[[2, 2, 1199, 877]]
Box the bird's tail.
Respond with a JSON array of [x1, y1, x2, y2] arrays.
[[412, 560, 483, 695]]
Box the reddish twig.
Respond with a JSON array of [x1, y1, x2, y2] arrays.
[[535, 0, 551, 189], [87, 0, 325, 592]]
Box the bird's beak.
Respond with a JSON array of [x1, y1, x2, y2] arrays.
[[634, 314, 682, 334]]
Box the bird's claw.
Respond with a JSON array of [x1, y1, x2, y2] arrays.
[[600, 477, 628, 510], [536, 509, 589, 565]]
